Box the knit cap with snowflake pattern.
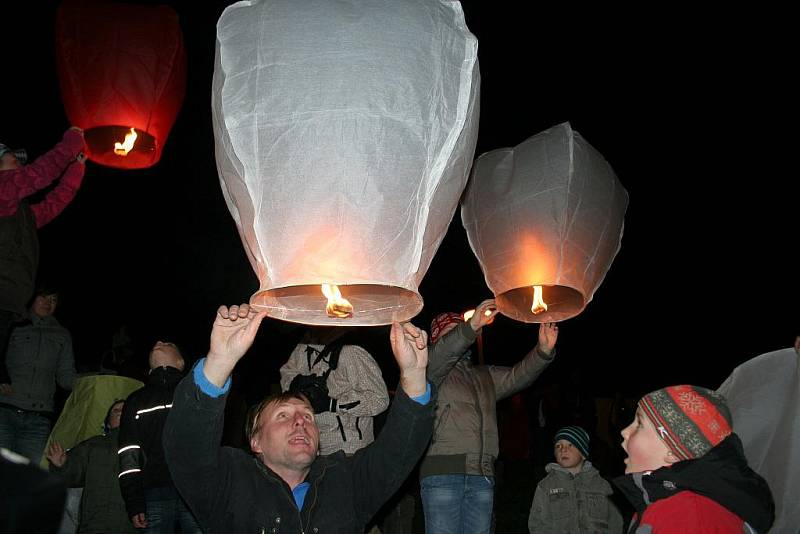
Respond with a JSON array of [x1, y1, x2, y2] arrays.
[[638, 385, 733, 461]]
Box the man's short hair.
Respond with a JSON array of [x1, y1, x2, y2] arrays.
[[245, 391, 311, 442]]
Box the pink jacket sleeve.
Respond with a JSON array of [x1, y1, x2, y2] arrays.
[[30, 161, 85, 228], [0, 129, 85, 216]]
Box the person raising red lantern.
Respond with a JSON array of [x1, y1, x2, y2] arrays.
[[0, 127, 86, 393]]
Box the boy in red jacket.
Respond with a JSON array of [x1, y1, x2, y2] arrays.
[[615, 385, 774, 533], [0, 127, 86, 392]]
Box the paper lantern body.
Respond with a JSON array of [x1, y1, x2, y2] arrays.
[[214, 0, 479, 325], [56, 1, 187, 169], [461, 123, 628, 323]]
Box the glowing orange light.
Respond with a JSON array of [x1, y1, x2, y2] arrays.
[[321, 284, 354, 319], [531, 285, 547, 314], [463, 309, 493, 322], [114, 128, 138, 156]]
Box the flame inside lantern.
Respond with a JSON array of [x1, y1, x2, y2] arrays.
[[531, 285, 547, 315], [321, 284, 354, 319], [113, 128, 138, 156]]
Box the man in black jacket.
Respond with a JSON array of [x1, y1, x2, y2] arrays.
[[118, 341, 200, 532], [163, 303, 434, 534]]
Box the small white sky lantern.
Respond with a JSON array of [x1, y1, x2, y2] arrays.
[[213, 0, 479, 325], [461, 122, 628, 323]]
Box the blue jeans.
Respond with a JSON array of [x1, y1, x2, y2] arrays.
[[0, 405, 51, 463], [421, 474, 494, 534], [144, 486, 202, 534]]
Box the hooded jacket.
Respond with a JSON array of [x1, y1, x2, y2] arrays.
[[614, 434, 774, 533], [529, 460, 623, 533]]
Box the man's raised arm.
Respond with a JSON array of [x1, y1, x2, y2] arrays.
[[163, 304, 266, 529], [349, 322, 435, 523], [203, 304, 268, 386]]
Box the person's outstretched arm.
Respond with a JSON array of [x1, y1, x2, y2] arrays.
[[47, 440, 88, 488], [163, 304, 266, 529], [426, 299, 497, 386], [202, 304, 267, 387], [30, 157, 85, 228], [0, 128, 84, 215], [349, 322, 434, 523], [490, 322, 558, 401]]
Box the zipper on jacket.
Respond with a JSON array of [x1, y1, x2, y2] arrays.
[[302, 463, 326, 534], [432, 404, 451, 441], [263, 459, 327, 534], [29, 328, 43, 403], [465, 364, 486, 475]]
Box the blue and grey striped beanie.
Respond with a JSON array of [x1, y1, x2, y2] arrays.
[[554, 425, 590, 459]]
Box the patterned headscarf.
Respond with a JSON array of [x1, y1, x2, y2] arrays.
[[430, 312, 463, 344]]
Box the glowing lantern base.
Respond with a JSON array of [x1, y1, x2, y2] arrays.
[[496, 285, 584, 323], [251, 285, 422, 326], [83, 126, 157, 169]]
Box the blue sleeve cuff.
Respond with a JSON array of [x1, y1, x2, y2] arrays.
[[193, 358, 231, 398], [410, 382, 432, 405]]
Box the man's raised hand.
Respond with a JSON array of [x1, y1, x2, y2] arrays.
[[391, 322, 428, 397], [204, 304, 267, 387]]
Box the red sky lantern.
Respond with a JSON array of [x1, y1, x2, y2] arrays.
[[55, 1, 187, 169]]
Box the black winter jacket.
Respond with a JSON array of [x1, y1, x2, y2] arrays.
[[117, 366, 183, 518], [163, 371, 435, 534]]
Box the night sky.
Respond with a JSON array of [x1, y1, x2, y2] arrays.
[[3, 2, 796, 402]]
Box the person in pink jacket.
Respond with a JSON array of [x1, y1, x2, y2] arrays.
[[0, 127, 86, 393]]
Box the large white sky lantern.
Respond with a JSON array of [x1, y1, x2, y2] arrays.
[[213, 0, 479, 326], [461, 122, 628, 323]]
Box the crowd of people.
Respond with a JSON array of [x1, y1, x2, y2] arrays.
[[0, 129, 792, 534]]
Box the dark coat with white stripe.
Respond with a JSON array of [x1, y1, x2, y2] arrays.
[[117, 366, 183, 518]]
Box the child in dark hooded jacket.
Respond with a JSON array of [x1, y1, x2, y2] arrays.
[[615, 385, 774, 533]]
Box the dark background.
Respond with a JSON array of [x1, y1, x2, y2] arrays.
[[3, 1, 796, 403]]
